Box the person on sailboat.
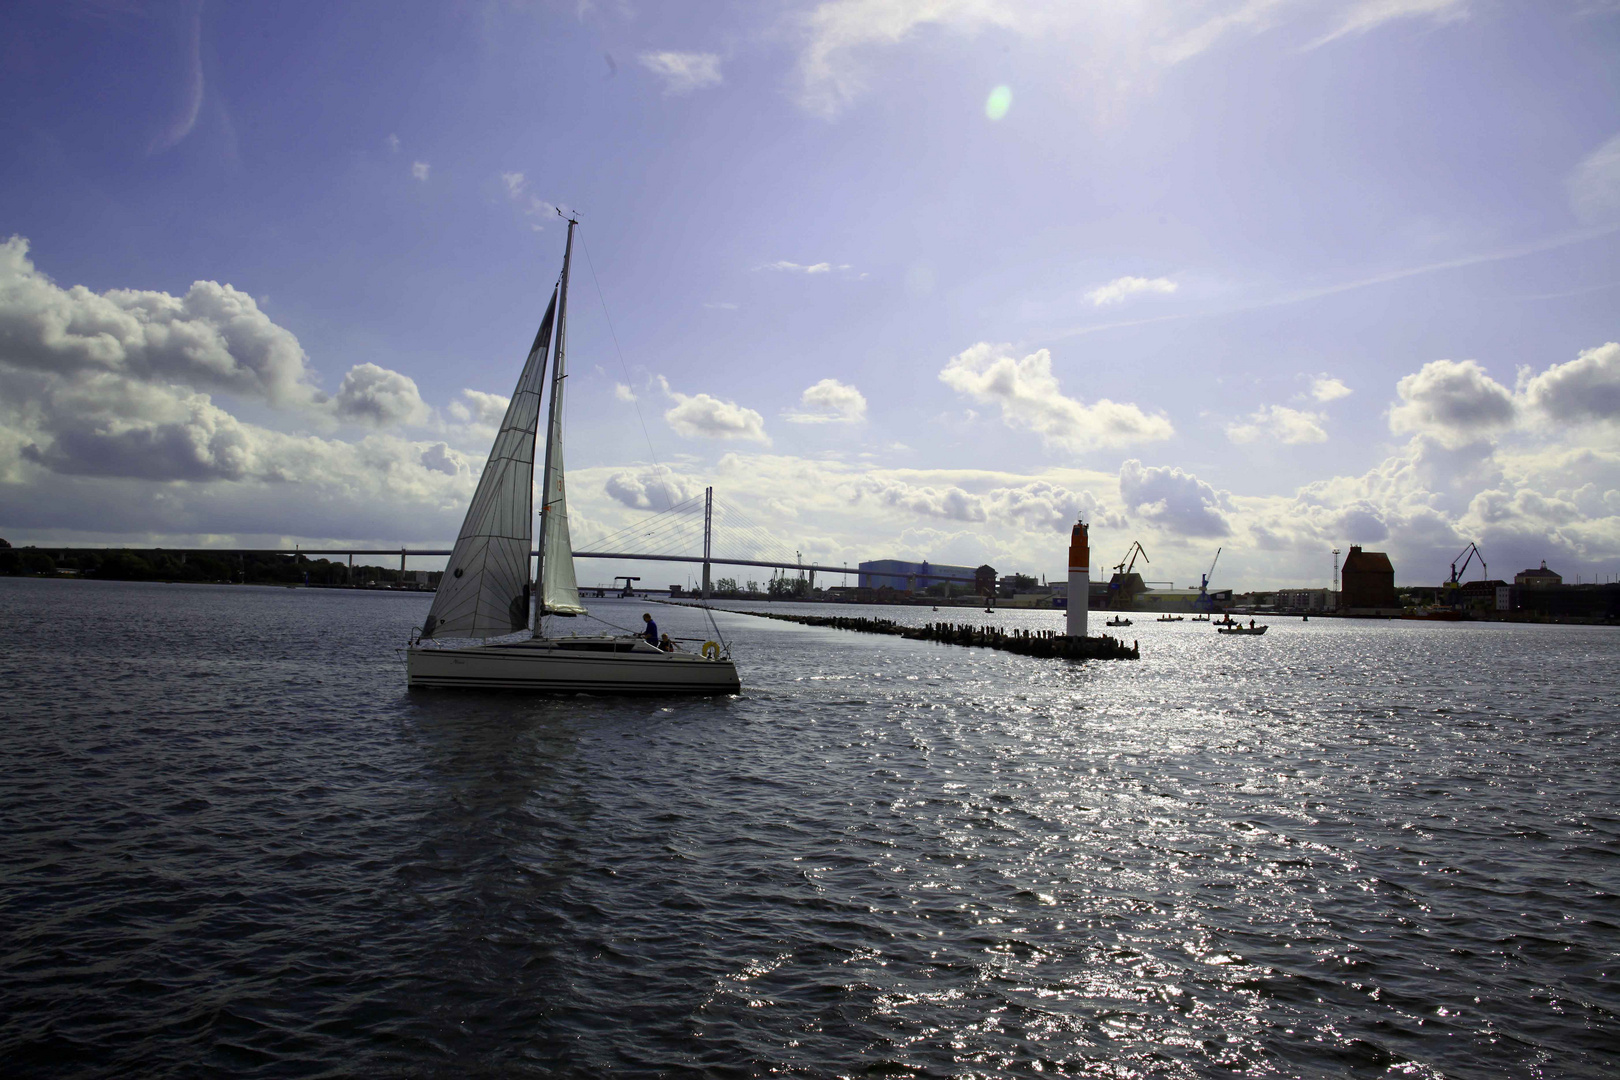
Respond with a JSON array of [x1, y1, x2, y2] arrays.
[[642, 613, 658, 646], [659, 633, 677, 652]]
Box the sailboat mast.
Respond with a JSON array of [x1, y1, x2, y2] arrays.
[[535, 215, 577, 621]]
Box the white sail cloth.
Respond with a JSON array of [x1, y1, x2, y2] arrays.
[[419, 289, 556, 639], [539, 432, 584, 615]]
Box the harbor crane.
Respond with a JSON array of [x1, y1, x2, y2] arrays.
[[1447, 543, 1487, 587], [1114, 541, 1150, 576], [1194, 547, 1222, 612], [1106, 541, 1150, 609]]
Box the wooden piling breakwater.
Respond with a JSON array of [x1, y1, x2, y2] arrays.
[[695, 607, 1139, 660]]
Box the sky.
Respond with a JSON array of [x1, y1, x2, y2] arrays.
[[2, 0, 1618, 592]]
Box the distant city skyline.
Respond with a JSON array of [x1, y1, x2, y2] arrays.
[[1, 0, 1617, 590]]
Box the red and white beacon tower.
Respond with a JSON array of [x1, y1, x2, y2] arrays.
[[1066, 517, 1090, 638]]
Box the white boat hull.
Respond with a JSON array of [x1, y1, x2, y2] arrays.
[[407, 637, 740, 694]]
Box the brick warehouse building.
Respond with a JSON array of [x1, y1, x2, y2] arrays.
[[1341, 546, 1398, 610]]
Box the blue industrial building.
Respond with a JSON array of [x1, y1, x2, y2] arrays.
[[858, 559, 979, 591]]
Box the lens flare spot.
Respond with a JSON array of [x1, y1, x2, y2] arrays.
[[985, 85, 1012, 121]]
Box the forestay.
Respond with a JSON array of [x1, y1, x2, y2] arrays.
[[419, 288, 557, 639]]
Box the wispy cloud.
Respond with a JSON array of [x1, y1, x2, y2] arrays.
[[1305, 0, 1468, 50], [498, 171, 560, 230], [385, 133, 400, 153], [638, 51, 723, 95], [792, 0, 1471, 114], [704, 301, 739, 310], [757, 260, 849, 274], [1085, 275, 1177, 306], [411, 161, 430, 182], [1569, 132, 1620, 225]]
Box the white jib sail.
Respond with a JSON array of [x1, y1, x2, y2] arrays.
[[419, 289, 557, 639], [537, 218, 586, 618], [539, 431, 584, 615]]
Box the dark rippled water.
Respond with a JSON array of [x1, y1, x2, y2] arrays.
[[2, 579, 1617, 1078]]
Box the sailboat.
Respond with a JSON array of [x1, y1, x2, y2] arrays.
[[406, 218, 741, 694]]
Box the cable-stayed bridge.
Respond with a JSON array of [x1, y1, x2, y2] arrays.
[[221, 487, 979, 594]]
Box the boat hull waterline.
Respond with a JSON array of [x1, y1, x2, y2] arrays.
[[407, 638, 740, 693]]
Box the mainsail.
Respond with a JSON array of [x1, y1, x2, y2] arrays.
[[537, 218, 586, 616], [419, 288, 557, 639]]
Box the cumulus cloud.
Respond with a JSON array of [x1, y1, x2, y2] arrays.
[[939, 342, 1173, 452], [638, 51, 723, 95], [614, 382, 638, 403], [988, 479, 1124, 531], [419, 442, 468, 477], [1388, 359, 1516, 448], [19, 382, 261, 481], [1523, 342, 1620, 425], [0, 236, 315, 406], [1226, 404, 1328, 445], [856, 477, 987, 522], [412, 161, 430, 181], [1310, 375, 1352, 402], [1119, 459, 1231, 537], [603, 464, 702, 511], [332, 363, 430, 426], [659, 377, 769, 443], [448, 388, 509, 429], [785, 378, 866, 423], [843, 475, 1122, 535], [1085, 275, 1177, 306], [0, 236, 478, 545], [1569, 133, 1620, 224]]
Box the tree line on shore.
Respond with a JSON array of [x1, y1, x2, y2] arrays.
[[0, 540, 414, 587]]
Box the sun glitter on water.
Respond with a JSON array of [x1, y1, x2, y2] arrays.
[[985, 85, 1011, 120]]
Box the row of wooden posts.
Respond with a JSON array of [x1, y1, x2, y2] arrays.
[[700, 608, 1139, 661]]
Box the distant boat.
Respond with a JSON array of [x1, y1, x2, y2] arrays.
[[406, 219, 740, 694], [1157, 615, 1184, 622], [1106, 617, 1132, 627], [1217, 624, 1268, 635]]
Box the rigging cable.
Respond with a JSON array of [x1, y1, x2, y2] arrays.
[[575, 225, 673, 510]]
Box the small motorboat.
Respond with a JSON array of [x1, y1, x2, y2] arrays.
[[1106, 617, 1132, 627], [1217, 624, 1268, 635], [1157, 615, 1184, 622]]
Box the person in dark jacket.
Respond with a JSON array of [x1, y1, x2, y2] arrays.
[[641, 612, 658, 645]]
